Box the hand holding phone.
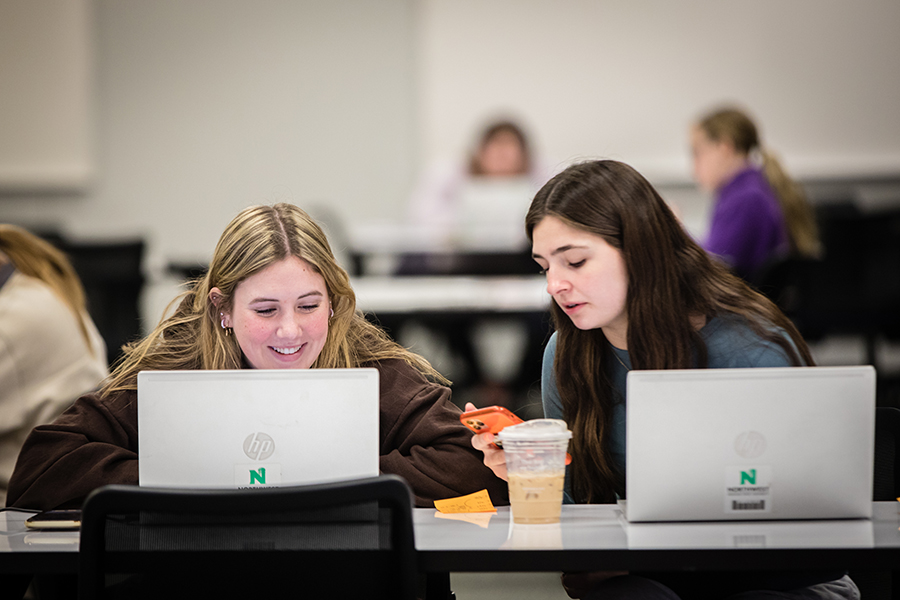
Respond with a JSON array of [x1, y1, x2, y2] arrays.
[[460, 405, 523, 448], [462, 404, 572, 466]]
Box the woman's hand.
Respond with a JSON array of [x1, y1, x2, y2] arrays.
[[464, 402, 508, 481]]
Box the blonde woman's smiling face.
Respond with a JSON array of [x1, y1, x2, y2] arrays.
[[531, 215, 629, 348], [217, 256, 330, 369]]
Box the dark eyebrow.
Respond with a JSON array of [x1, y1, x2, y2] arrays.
[[249, 291, 323, 303], [532, 244, 589, 260]]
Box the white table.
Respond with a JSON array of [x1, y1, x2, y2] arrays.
[[351, 275, 550, 314], [5, 504, 900, 581]]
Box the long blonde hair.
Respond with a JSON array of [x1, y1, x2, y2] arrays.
[[0, 225, 98, 357], [104, 203, 445, 395], [698, 107, 822, 259]]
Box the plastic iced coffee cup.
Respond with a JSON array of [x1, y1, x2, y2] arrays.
[[497, 419, 571, 524]]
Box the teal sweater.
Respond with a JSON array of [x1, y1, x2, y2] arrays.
[[541, 314, 799, 502]]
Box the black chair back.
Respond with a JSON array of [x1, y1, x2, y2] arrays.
[[79, 475, 416, 600]]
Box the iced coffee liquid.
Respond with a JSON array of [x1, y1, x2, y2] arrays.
[[508, 471, 565, 524]]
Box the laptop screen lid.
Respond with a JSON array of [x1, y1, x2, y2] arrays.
[[138, 369, 379, 489], [624, 366, 875, 522]]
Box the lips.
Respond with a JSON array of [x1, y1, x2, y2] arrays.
[[559, 300, 585, 314]]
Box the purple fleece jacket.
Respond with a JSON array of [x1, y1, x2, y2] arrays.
[[705, 167, 788, 279]]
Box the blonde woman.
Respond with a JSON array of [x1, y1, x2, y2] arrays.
[[8, 204, 506, 510], [691, 106, 821, 281], [0, 225, 107, 505]]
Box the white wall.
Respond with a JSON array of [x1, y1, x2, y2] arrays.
[[0, 0, 94, 190], [416, 0, 900, 182], [2, 0, 899, 326], [2, 0, 418, 268]]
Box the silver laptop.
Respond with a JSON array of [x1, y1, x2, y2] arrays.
[[456, 178, 533, 250], [138, 369, 380, 489], [622, 366, 875, 522]]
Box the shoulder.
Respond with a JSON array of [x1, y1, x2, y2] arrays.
[[544, 331, 558, 356], [701, 314, 794, 368], [366, 358, 441, 398], [0, 272, 107, 377], [718, 169, 777, 208], [0, 272, 71, 323]]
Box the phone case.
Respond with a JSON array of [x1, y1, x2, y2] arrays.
[[460, 406, 523, 436], [461, 406, 573, 464]]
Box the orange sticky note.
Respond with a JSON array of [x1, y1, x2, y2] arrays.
[[434, 511, 494, 528], [434, 489, 497, 514]]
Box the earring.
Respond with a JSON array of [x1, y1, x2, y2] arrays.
[[330, 307, 334, 318], [220, 313, 232, 337]]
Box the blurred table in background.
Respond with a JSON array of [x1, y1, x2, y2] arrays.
[[353, 274, 552, 415]]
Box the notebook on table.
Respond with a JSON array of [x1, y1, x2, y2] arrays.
[[621, 366, 875, 522], [137, 369, 380, 489]]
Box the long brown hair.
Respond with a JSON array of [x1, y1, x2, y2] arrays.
[[698, 107, 822, 259], [525, 160, 813, 503], [0, 225, 98, 356], [104, 203, 445, 396]]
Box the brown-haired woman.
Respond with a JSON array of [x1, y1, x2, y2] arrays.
[[691, 106, 821, 281], [8, 204, 506, 511], [0, 226, 108, 506], [470, 161, 856, 599]]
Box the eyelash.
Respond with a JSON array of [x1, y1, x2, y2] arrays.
[[254, 303, 320, 316], [569, 260, 586, 268]]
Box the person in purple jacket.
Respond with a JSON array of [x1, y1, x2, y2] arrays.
[[691, 107, 821, 281]]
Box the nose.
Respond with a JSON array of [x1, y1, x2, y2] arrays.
[[545, 267, 569, 296], [276, 312, 302, 338]]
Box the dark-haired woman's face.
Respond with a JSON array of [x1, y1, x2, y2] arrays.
[[531, 216, 629, 348]]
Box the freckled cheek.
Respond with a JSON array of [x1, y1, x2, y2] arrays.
[[309, 318, 330, 345], [235, 320, 276, 347]]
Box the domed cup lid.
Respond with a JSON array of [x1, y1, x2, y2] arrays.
[[497, 418, 571, 443]]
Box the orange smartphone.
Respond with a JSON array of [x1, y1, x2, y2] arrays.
[[460, 406, 523, 448], [461, 406, 573, 464]]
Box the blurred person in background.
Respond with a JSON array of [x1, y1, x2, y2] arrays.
[[691, 106, 821, 282], [408, 119, 551, 244], [403, 119, 555, 408], [0, 225, 107, 505]]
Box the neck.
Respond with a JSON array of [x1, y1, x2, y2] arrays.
[[603, 327, 627, 351], [605, 314, 707, 353], [717, 155, 752, 191]]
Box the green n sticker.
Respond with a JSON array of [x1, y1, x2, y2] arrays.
[[740, 469, 756, 485], [249, 467, 266, 485]]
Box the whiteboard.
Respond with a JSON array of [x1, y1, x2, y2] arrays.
[[0, 0, 93, 192]]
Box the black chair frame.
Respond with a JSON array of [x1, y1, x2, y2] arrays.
[[78, 475, 416, 600]]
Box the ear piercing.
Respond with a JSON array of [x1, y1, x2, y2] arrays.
[[220, 313, 232, 336]]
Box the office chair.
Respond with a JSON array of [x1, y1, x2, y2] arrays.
[[848, 407, 900, 600], [78, 475, 416, 600], [873, 406, 900, 502]]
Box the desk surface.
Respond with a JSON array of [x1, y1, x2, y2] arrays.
[[3, 503, 900, 575], [414, 503, 900, 573]]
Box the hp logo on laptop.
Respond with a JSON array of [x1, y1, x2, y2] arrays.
[[243, 432, 275, 461], [734, 431, 766, 459]]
